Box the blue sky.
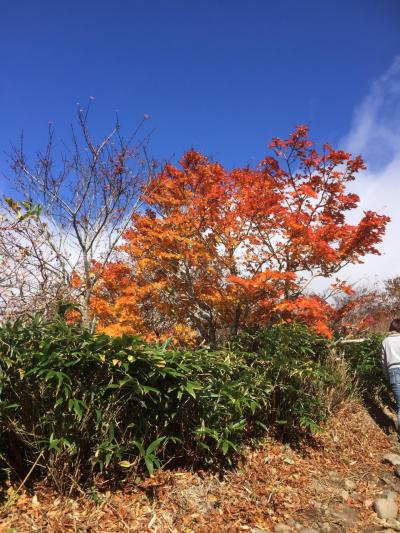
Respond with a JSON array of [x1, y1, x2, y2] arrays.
[[1, 0, 399, 168], [1, 0, 400, 284]]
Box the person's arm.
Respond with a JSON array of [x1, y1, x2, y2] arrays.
[[382, 342, 389, 382]]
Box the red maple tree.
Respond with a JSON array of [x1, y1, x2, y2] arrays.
[[91, 126, 389, 343]]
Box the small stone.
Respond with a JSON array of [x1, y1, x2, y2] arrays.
[[349, 492, 363, 502], [311, 500, 322, 509], [299, 529, 319, 533], [252, 529, 272, 533], [274, 525, 292, 532], [319, 525, 332, 533], [383, 490, 399, 500], [386, 518, 400, 532], [381, 474, 400, 493], [383, 454, 400, 466], [338, 489, 350, 502], [344, 479, 356, 491], [395, 466, 400, 478], [286, 520, 303, 530], [364, 498, 374, 508], [376, 517, 387, 525], [364, 524, 394, 533], [332, 487, 349, 502], [310, 480, 326, 494], [374, 495, 398, 519], [326, 504, 358, 528]]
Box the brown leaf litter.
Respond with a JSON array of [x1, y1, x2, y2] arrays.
[[0, 400, 397, 532]]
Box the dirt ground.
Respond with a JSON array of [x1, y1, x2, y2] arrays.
[[1, 400, 399, 532]]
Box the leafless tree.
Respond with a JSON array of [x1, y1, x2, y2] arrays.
[[0, 205, 73, 318], [2, 102, 156, 325]]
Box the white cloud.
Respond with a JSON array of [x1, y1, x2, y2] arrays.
[[320, 57, 400, 290], [344, 57, 400, 172]]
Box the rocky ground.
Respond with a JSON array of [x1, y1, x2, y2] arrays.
[[2, 400, 400, 532]]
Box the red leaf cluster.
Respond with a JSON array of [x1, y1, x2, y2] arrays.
[[91, 126, 389, 342]]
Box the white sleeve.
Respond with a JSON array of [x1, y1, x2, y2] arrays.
[[382, 341, 389, 381]]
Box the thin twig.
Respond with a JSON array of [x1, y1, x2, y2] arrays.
[[4, 450, 44, 510]]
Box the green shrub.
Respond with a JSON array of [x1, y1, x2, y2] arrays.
[[231, 324, 344, 433], [339, 334, 387, 402], [0, 316, 346, 492], [0, 314, 265, 490]]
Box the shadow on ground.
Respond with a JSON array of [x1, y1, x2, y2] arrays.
[[364, 396, 397, 435]]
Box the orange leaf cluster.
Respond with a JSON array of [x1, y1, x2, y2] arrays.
[[91, 126, 389, 343]]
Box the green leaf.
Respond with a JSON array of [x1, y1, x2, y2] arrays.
[[145, 456, 154, 475], [184, 381, 202, 398], [146, 436, 165, 455], [71, 399, 83, 419], [133, 441, 146, 457], [142, 385, 161, 394]]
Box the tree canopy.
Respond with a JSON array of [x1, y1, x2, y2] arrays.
[[90, 126, 389, 343]]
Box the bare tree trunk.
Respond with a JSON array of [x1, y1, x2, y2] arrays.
[[231, 305, 242, 337]]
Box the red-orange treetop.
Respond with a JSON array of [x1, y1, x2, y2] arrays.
[[92, 126, 389, 343]]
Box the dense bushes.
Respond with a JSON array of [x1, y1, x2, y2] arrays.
[[229, 324, 343, 432], [0, 316, 356, 492], [340, 334, 387, 402]]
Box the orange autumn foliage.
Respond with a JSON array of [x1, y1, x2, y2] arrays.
[[92, 126, 389, 343], [64, 308, 82, 325]]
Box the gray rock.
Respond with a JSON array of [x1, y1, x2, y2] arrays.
[[326, 504, 358, 528], [310, 480, 326, 494], [349, 491, 363, 502], [381, 474, 400, 493], [274, 525, 292, 533], [299, 529, 319, 533], [343, 478, 356, 491], [335, 488, 349, 502], [386, 518, 400, 532], [286, 520, 303, 530], [319, 525, 334, 533], [384, 490, 399, 500], [327, 470, 340, 481], [310, 500, 322, 510], [252, 529, 272, 533], [383, 453, 400, 466], [374, 494, 398, 519]]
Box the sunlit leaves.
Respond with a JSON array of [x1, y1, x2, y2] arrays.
[[92, 126, 389, 342]]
